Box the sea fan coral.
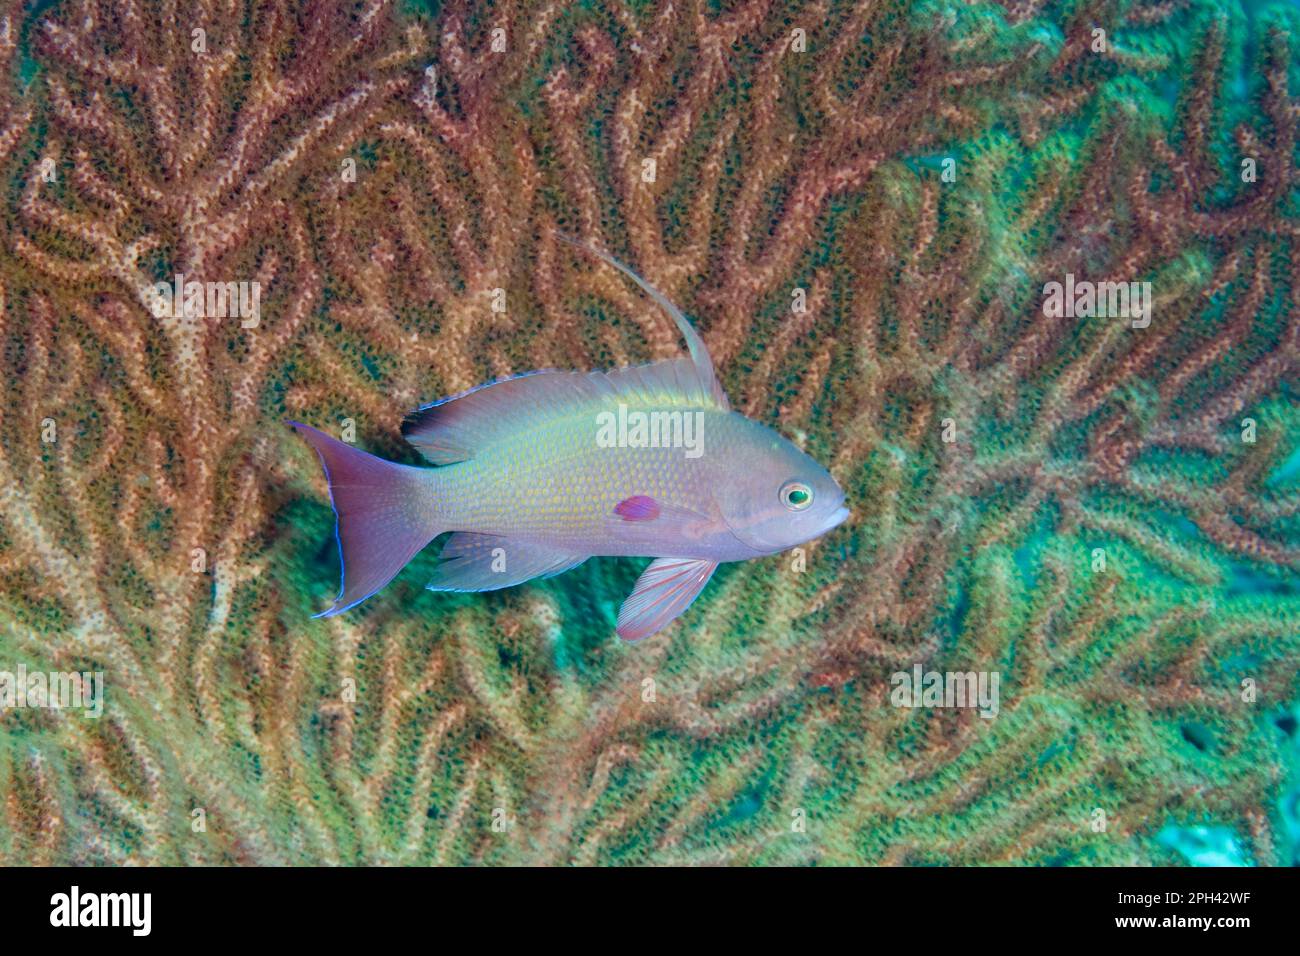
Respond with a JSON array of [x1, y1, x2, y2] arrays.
[[0, 0, 1297, 865]]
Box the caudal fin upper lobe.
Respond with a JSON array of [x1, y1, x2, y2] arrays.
[[288, 422, 440, 617]]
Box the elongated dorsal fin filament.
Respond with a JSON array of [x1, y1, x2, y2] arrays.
[[557, 233, 730, 411]]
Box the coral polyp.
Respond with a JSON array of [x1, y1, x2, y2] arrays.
[[0, 0, 1297, 865]]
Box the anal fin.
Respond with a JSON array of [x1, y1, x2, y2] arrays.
[[427, 533, 586, 592], [617, 558, 718, 642]]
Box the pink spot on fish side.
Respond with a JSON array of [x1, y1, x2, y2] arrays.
[[614, 495, 660, 521]]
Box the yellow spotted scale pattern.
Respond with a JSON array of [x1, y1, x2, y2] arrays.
[[410, 361, 751, 557], [290, 240, 848, 633]]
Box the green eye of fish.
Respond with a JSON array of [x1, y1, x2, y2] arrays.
[[780, 481, 813, 511]]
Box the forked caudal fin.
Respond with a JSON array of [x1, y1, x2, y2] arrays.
[[288, 422, 440, 617]]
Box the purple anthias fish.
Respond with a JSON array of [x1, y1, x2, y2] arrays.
[[289, 240, 850, 641]]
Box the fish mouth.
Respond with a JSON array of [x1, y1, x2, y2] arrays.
[[723, 503, 853, 554]]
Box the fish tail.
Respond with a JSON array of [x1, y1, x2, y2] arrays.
[[288, 421, 441, 617]]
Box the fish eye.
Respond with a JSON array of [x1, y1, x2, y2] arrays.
[[779, 480, 813, 511]]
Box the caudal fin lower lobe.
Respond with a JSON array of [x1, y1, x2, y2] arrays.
[[289, 422, 440, 617]]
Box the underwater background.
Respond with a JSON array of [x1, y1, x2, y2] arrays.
[[0, 0, 1298, 865]]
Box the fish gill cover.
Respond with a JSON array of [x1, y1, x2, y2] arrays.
[[0, 0, 1296, 865]]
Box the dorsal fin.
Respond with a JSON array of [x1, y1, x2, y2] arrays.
[[557, 234, 731, 411], [400, 370, 556, 464], [401, 359, 722, 465], [402, 238, 730, 466]]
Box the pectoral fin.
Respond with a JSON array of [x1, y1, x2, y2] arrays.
[[616, 558, 718, 642], [604, 498, 721, 552]]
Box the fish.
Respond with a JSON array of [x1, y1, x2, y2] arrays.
[[288, 238, 850, 641]]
